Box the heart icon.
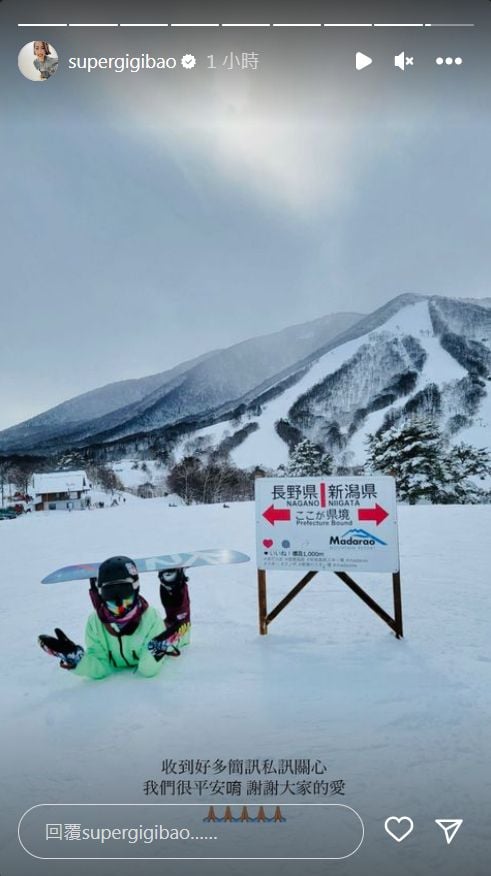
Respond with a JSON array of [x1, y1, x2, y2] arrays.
[[384, 817, 414, 843], [263, 539, 273, 548]]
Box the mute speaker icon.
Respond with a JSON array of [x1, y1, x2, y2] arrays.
[[394, 51, 414, 70]]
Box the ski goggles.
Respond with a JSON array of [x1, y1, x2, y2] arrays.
[[99, 579, 136, 602], [158, 569, 179, 583]]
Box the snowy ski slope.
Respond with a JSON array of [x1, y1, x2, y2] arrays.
[[1, 498, 490, 875]]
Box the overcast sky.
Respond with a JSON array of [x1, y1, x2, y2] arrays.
[[1, 5, 490, 429]]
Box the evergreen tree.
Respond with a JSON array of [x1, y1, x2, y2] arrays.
[[366, 419, 491, 504], [287, 439, 333, 477], [441, 443, 491, 504], [366, 417, 446, 504]]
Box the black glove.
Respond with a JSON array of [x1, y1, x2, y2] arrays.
[[147, 624, 182, 662], [38, 628, 84, 670]]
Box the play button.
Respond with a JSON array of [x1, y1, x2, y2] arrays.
[[355, 52, 373, 71]]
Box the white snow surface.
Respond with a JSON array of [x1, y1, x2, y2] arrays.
[[110, 458, 166, 489], [1, 498, 490, 875]]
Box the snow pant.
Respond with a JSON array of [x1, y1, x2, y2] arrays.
[[160, 579, 191, 646]]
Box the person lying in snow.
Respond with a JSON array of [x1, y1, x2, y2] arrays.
[[38, 556, 190, 679]]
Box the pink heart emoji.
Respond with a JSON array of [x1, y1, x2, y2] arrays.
[[263, 539, 273, 548]]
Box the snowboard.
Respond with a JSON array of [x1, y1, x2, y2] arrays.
[[42, 548, 250, 584]]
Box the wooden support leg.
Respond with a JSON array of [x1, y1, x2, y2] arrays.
[[266, 571, 318, 625], [258, 569, 268, 635], [335, 571, 399, 636], [392, 571, 404, 639]]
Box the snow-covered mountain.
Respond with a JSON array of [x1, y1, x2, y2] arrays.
[[1, 295, 490, 469], [0, 351, 215, 451], [0, 312, 362, 453], [172, 295, 491, 470]]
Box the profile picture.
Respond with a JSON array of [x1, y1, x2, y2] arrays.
[[18, 41, 59, 81]]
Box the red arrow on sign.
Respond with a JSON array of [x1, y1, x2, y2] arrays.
[[358, 504, 389, 526], [262, 504, 291, 526]]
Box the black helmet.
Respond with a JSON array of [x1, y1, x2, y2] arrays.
[[97, 555, 139, 603]]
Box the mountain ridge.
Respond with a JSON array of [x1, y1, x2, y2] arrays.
[[2, 294, 490, 467], [0, 310, 363, 453]]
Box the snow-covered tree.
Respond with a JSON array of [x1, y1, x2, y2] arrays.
[[10, 460, 38, 498], [0, 461, 14, 507], [366, 419, 491, 504], [166, 456, 255, 504], [86, 464, 124, 494], [287, 439, 333, 477], [441, 443, 491, 503], [366, 418, 446, 504]]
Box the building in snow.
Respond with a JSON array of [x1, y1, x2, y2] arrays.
[[30, 470, 91, 511], [136, 481, 156, 499]]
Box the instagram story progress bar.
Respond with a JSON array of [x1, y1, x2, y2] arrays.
[[17, 22, 477, 28]]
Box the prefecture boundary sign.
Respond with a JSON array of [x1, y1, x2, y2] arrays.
[[255, 476, 403, 639]]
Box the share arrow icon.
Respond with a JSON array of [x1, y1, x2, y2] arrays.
[[435, 819, 463, 845]]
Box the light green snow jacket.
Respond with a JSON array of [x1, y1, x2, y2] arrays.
[[74, 605, 165, 679]]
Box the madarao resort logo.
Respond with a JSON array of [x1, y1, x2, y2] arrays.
[[329, 528, 387, 547]]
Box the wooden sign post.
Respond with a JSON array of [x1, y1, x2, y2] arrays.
[[255, 475, 403, 639], [257, 567, 403, 638]]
